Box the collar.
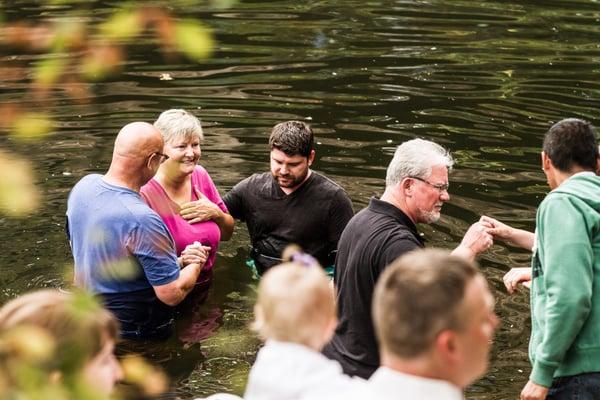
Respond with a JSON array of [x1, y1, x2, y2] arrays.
[[368, 197, 425, 245], [369, 367, 463, 400]]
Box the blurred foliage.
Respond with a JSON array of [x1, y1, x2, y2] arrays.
[[0, 0, 232, 217], [0, 290, 169, 399], [0, 150, 39, 216]]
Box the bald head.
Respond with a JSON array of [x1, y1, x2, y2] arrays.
[[113, 122, 163, 160], [104, 122, 164, 191]]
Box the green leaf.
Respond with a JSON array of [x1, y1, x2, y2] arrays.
[[34, 58, 67, 86], [0, 152, 40, 216], [99, 9, 142, 40], [12, 112, 53, 141], [174, 20, 214, 61]]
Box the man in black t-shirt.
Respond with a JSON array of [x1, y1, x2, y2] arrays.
[[223, 121, 353, 275], [322, 138, 494, 379]]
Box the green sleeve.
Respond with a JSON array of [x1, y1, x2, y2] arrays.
[[530, 195, 593, 387]]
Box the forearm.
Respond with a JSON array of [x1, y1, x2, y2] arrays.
[[506, 228, 535, 250], [214, 210, 234, 241], [155, 263, 201, 306], [450, 245, 476, 262]]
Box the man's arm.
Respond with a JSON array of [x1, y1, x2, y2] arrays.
[[222, 179, 247, 221], [153, 262, 202, 306], [327, 189, 354, 245], [480, 215, 534, 250]]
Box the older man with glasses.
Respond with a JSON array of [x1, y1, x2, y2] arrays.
[[66, 122, 209, 340], [323, 138, 493, 379]]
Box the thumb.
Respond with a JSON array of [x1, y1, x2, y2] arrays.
[[194, 186, 206, 199]]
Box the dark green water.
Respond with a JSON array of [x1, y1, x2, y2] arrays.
[[3, 0, 600, 398]]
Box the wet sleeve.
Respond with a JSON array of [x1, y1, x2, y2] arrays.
[[128, 213, 180, 286], [223, 180, 247, 221], [327, 189, 354, 244]]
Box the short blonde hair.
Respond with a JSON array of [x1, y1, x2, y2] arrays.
[[0, 289, 119, 371], [252, 263, 335, 346], [154, 108, 204, 144]]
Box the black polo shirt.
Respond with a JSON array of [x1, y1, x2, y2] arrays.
[[323, 197, 425, 379]]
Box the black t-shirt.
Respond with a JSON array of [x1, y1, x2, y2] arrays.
[[322, 197, 424, 379], [223, 171, 354, 273]]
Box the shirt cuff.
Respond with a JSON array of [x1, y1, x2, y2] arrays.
[[530, 361, 555, 388]]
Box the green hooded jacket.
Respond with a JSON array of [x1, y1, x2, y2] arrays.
[[530, 172, 600, 387]]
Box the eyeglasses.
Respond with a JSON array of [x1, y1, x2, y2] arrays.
[[409, 176, 450, 192], [152, 152, 169, 163]]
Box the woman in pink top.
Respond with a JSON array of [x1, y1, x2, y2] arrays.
[[141, 109, 234, 297]]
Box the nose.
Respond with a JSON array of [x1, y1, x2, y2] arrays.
[[280, 164, 289, 174], [113, 357, 124, 383], [440, 189, 450, 201]]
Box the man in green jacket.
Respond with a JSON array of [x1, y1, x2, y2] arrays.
[[484, 118, 600, 400]]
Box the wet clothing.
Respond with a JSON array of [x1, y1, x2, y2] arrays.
[[365, 367, 463, 400], [66, 174, 180, 339], [244, 340, 365, 400], [140, 165, 228, 273], [529, 172, 600, 388], [223, 171, 353, 274], [323, 197, 424, 379]]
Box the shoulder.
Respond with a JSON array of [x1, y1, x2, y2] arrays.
[[230, 172, 272, 193], [193, 165, 210, 178], [312, 172, 347, 192], [71, 174, 101, 191]]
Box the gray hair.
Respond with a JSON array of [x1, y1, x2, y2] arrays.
[[154, 109, 204, 144], [385, 139, 454, 187]]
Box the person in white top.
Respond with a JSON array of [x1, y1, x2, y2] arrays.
[[244, 252, 365, 400], [368, 248, 499, 400]]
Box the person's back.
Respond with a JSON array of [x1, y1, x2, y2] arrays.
[[244, 258, 364, 400], [68, 174, 178, 293], [521, 118, 600, 399]]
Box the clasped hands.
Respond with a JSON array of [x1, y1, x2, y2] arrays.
[[179, 241, 211, 268]]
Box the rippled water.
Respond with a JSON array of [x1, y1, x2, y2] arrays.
[[3, 0, 600, 398]]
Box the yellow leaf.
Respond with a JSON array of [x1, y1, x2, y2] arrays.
[[0, 152, 40, 216], [502, 69, 514, 77], [12, 112, 53, 141], [34, 58, 66, 86], [122, 355, 168, 395], [99, 10, 142, 40], [174, 20, 214, 61]]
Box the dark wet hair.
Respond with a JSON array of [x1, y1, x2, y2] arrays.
[[268, 121, 314, 157], [543, 118, 599, 172]]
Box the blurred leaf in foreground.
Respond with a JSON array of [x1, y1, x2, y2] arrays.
[[99, 9, 142, 41], [12, 112, 53, 141], [34, 58, 67, 86], [174, 20, 214, 61], [0, 151, 40, 216], [122, 355, 168, 396], [80, 45, 123, 81]]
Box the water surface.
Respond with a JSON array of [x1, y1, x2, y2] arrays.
[[2, 1, 600, 398]]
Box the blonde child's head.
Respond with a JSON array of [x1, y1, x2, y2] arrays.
[[252, 262, 336, 350]]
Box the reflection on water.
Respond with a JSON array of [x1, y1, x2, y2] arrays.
[[2, 0, 600, 398]]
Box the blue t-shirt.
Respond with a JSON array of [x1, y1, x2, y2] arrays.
[[66, 175, 180, 338]]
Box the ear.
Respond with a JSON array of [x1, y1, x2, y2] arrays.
[[434, 329, 459, 365], [541, 151, 552, 171], [400, 177, 414, 196], [596, 156, 600, 175], [308, 149, 316, 166]]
